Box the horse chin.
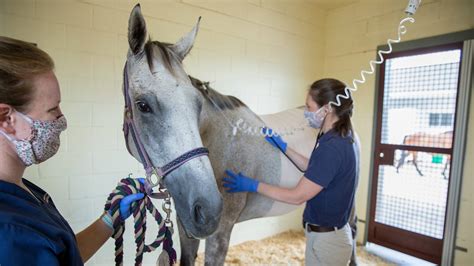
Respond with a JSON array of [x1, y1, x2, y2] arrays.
[[187, 229, 214, 239], [186, 231, 198, 239], [174, 202, 222, 239], [179, 224, 197, 239], [183, 229, 202, 240], [180, 217, 220, 239], [177, 204, 222, 239]]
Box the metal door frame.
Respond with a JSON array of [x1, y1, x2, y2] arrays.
[[365, 29, 474, 265]]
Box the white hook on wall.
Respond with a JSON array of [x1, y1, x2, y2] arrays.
[[405, 0, 422, 16]]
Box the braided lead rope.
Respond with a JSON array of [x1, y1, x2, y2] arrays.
[[104, 178, 177, 266]]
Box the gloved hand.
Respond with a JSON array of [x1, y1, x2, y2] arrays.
[[262, 127, 287, 153], [102, 178, 145, 231], [118, 178, 145, 220], [222, 170, 259, 193]]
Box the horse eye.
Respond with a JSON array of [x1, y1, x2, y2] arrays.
[[136, 101, 152, 113]]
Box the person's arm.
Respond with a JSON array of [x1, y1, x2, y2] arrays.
[[285, 146, 310, 171], [223, 143, 340, 204], [75, 214, 113, 263], [222, 170, 322, 205], [257, 175, 322, 205]]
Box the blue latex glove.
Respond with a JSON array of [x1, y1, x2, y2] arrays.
[[103, 178, 146, 231], [119, 178, 145, 220], [262, 127, 287, 153], [222, 170, 259, 193]]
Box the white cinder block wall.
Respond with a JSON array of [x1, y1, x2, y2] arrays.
[[322, 0, 474, 264], [0, 0, 326, 265]]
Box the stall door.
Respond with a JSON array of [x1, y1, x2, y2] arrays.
[[369, 43, 463, 264]]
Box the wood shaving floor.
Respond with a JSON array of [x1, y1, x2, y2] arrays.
[[195, 230, 395, 266]]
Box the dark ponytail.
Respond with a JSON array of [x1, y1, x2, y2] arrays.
[[333, 106, 353, 138], [308, 78, 353, 137]]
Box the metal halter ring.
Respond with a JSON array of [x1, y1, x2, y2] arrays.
[[124, 108, 132, 119], [146, 169, 162, 187]]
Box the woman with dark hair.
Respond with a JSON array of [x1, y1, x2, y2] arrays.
[[223, 78, 359, 266]]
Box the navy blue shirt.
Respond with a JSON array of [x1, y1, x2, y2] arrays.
[[0, 179, 83, 266], [303, 129, 357, 228]]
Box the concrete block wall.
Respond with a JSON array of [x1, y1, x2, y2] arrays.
[[0, 0, 326, 264], [322, 0, 474, 264]]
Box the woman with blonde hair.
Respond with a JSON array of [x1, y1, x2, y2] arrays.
[[0, 36, 143, 265]]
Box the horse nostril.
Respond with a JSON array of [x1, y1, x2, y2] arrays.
[[194, 204, 206, 225]]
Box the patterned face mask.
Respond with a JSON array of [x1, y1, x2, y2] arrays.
[[304, 106, 327, 129], [0, 111, 67, 166]]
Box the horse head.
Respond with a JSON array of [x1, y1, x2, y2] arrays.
[[122, 4, 222, 238]]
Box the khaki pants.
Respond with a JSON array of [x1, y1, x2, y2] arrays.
[[304, 223, 353, 266]]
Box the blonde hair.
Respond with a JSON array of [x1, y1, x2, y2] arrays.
[[0, 36, 54, 112]]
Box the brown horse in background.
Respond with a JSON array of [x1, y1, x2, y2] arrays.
[[396, 131, 453, 179]]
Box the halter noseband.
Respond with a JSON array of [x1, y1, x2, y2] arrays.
[[122, 62, 209, 188]]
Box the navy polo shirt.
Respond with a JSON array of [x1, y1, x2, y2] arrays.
[[303, 129, 357, 228], [0, 179, 83, 266]]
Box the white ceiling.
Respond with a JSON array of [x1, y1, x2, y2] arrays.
[[306, 0, 356, 10]]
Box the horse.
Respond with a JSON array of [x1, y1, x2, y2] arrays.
[[123, 5, 361, 265], [396, 131, 453, 179]]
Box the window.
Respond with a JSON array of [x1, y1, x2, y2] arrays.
[[429, 113, 454, 127]]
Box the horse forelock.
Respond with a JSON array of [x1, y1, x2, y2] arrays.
[[143, 39, 181, 76]]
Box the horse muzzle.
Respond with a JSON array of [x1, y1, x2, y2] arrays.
[[177, 195, 222, 239]]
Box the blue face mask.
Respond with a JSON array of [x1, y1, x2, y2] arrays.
[[304, 107, 326, 129]]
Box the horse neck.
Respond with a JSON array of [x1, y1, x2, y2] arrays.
[[199, 98, 263, 139], [198, 98, 264, 169]]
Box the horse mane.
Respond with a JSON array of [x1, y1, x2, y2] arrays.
[[144, 39, 245, 111], [188, 76, 246, 110]]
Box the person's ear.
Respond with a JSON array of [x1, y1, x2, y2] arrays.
[[0, 104, 16, 134], [324, 104, 332, 114]]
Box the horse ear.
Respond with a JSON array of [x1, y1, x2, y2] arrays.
[[172, 17, 201, 60], [128, 4, 147, 55]]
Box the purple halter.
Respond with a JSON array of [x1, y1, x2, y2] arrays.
[[122, 62, 209, 188]]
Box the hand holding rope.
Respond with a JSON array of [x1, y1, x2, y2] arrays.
[[103, 177, 176, 266]]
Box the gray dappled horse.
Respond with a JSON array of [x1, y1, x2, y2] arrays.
[[124, 5, 360, 265]]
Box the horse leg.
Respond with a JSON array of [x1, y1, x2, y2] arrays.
[[412, 153, 423, 176], [177, 217, 200, 266], [442, 156, 450, 179], [396, 150, 408, 173], [442, 161, 447, 179], [348, 205, 358, 266], [203, 222, 235, 266], [203, 190, 246, 266], [413, 161, 423, 176]]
